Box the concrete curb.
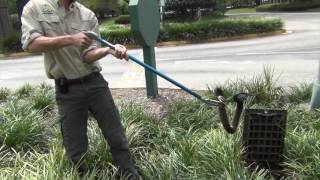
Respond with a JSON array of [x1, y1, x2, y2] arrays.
[[0, 52, 41, 60]]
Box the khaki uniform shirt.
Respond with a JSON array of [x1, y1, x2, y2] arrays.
[[21, 0, 102, 79]]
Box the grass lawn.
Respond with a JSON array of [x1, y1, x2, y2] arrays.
[[226, 8, 257, 14]]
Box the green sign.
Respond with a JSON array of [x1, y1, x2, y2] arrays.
[[129, 0, 160, 98], [129, 0, 160, 46]]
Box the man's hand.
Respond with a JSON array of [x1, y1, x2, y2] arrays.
[[112, 44, 129, 61], [83, 45, 129, 64], [71, 32, 93, 50]]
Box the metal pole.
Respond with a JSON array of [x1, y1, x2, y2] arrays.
[[84, 31, 203, 100], [143, 46, 158, 98], [310, 60, 320, 109]]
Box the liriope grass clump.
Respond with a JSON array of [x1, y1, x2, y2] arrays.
[[30, 83, 55, 111], [0, 99, 46, 151], [13, 83, 35, 99], [287, 107, 320, 131], [0, 75, 319, 179], [85, 120, 114, 172], [120, 101, 166, 150], [284, 129, 320, 178], [210, 66, 313, 108], [166, 99, 216, 132], [0, 83, 56, 152], [281, 107, 320, 178], [214, 66, 285, 107], [287, 82, 313, 104], [0, 139, 78, 180], [120, 99, 268, 179], [0, 87, 11, 102]]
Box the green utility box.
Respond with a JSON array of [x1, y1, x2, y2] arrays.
[[129, 0, 160, 98]]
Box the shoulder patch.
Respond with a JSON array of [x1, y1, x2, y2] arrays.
[[28, 0, 57, 16], [41, 4, 55, 15]]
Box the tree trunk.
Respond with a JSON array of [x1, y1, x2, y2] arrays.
[[256, 0, 261, 6], [0, 0, 12, 38]]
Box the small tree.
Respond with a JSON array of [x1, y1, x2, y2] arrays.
[[165, 0, 226, 21], [80, 0, 129, 18], [0, 0, 13, 38]]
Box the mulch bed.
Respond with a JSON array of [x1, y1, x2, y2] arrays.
[[110, 88, 201, 119]]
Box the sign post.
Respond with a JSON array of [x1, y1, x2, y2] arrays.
[[310, 61, 320, 109], [129, 0, 160, 98]]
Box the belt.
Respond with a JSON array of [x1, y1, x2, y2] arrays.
[[55, 72, 100, 86]]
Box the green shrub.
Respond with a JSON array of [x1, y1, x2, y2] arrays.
[[114, 15, 130, 25], [257, 1, 320, 12], [0, 32, 22, 53], [100, 18, 283, 45], [100, 28, 136, 45]]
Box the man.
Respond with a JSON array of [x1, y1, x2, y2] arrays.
[[21, 0, 140, 179]]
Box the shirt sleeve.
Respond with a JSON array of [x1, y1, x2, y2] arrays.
[[21, 2, 44, 51], [81, 16, 101, 58]]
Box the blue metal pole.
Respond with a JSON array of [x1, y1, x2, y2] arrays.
[[93, 35, 203, 101]]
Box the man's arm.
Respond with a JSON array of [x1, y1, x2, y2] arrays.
[[28, 32, 92, 53], [83, 44, 129, 64], [21, 2, 92, 53]]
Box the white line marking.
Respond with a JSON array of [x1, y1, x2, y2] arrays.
[[175, 60, 253, 65], [236, 51, 319, 56], [0, 72, 22, 80], [174, 59, 217, 65]]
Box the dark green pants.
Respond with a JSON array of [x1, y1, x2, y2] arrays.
[[55, 73, 135, 172]]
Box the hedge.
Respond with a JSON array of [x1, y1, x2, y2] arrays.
[[0, 32, 22, 53], [114, 15, 130, 25], [100, 28, 137, 45], [101, 18, 283, 45], [257, 1, 320, 12], [0, 18, 283, 53]]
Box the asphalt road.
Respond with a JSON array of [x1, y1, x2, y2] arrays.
[[0, 12, 319, 89]]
